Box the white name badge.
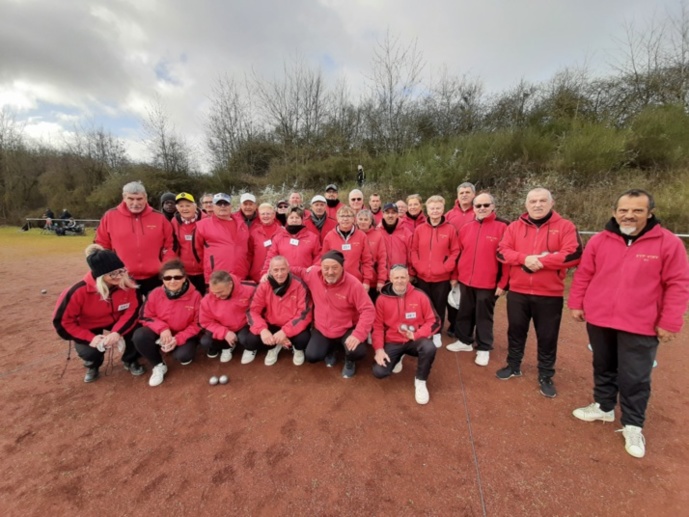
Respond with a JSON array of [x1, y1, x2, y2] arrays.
[[118, 303, 131, 311], [341, 244, 352, 251], [290, 238, 300, 246], [405, 312, 416, 319], [263, 239, 272, 247], [184, 234, 193, 241]]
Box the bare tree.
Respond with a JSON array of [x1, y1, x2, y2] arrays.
[[424, 67, 484, 137], [143, 96, 192, 175]]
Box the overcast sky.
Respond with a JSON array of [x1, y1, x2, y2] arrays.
[[0, 0, 682, 169]]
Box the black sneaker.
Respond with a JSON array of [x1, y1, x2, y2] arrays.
[[324, 352, 337, 368], [84, 367, 100, 383], [496, 365, 522, 380], [342, 359, 356, 378], [124, 361, 146, 376], [206, 350, 219, 359], [539, 377, 557, 398]]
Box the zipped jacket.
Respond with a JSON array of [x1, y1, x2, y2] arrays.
[[262, 226, 321, 275], [453, 212, 509, 290], [409, 217, 460, 282], [248, 275, 313, 337], [359, 226, 388, 286], [249, 221, 281, 282], [140, 284, 202, 346], [379, 222, 413, 276], [171, 210, 205, 277], [321, 227, 375, 284], [445, 200, 474, 232], [195, 215, 253, 282], [199, 275, 256, 339]]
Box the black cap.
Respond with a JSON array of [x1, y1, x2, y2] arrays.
[[325, 184, 338, 192], [383, 202, 398, 212], [87, 249, 125, 278], [321, 250, 345, 266]]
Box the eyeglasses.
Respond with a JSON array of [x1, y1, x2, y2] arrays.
[[162, 275, 185, 281], [202, 201, 213, 205], [107, 268, 127, 277], [339, 215, 354, 219], [474, 203, 492, 208], [277, 204, 288, 209], [215, 202, 230, 207], [350, 198, 362, 201]]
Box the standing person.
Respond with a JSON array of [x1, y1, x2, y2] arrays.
[[275, 199, 289, 226], [247, 256, 313, 366], [170, 192, 205, 294], [53, 245, 145, 383], [321, 206, 375, 291], [297, 251, 375, 378], [400, 194, 426, 233], [447, 193, 509, 366], [496, 187, 582, 398], [261, 207, 321, 274], [199, 193, 214, 215], [324, 184, 343, 220], [368, 193, 383, 226], [348, 189, 366, 215], [133, 260, 202, 387], [379, 202, 413, 277], [356, 164, 365, 188], [304, 195, 337, 244], [410, 195, 459, 348], [233, 193, 258, 229], [160, 192, 177, 222], [194, 193, 253, 282], [60, 208, 73, 220], [95, 181, 175, 297], [445, 182, 477, 337], [396, 200, 408, 218], [356, 209, 388, 294], [249, 203, 281, 283], [568, 189, 689, 458]]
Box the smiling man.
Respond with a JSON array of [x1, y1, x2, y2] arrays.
[[568, 189, 689, 458]]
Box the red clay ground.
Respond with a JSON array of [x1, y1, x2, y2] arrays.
[[1, 228, 687, 516]]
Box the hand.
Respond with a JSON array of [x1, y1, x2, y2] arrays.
[[495, 288, 505, 297], [260, 274, 269, 283], [273, 330, 290, 348], [260, 329, 274, 346], [344, 335, 361, 351], [374, 348, 390, 366], [159, 329, 173, 347], [450, 280, 458, 288], [524, 255, 544, 272], [376, 282, 384, 292], [570, 309, 585, 322], [362, 283, 370, 293], [656, 327, 677, 343], [101, 331, 121, 348], [160, 336, 176, 353], [89, 335, 104, 349], [398, 328, 414, 341]]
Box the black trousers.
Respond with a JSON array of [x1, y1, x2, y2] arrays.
[[245, 325, 311, 352], [371, 338, 436, 381], [188, 274, 206, 295], [506, 291, 563, 378], [587, 323, 658, 428], [447, 305, 458, 333], [135, 276, 162, 300], [415, 278, 450, 330], [305, 328, 367, 363], [199, 326, 251, 355], [133, 326, 198, 366], [73, 326, 140, 368], [455, 283, 497, 351]]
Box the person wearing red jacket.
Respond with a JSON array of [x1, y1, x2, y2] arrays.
[[261, 207, 321, 276], [293, 251, 375, 379], [199, 270, 255, 364], [249, 203, 281, 282], [496, 188, 583, 398], [409, 195, 460, 348], [447, 193, 509, 367], [368, 193, 384, 226], [53, 245, 145, 383], [324, 184, 344, 219], [356, 209, 388, 294], [379, 203, 413, 277], [568, 190, 689, 459], [233, 193, 258, 230], [321, 205, 375, 289], [372, 265, 441, 404], [133, 260, 202, 387], [194, 193, 253, 282], [95, 181, 175, 297], [304, 195, 337, 244], [170, 192, 206, 294], [247, 256, 313, 366], [399, 194, 427, 233]]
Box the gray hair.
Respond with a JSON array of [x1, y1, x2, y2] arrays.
[[457, 182, 476, 193], [357, 209, 373, 220], [122, 181, 146, 196]]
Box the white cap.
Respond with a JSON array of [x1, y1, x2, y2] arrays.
[[310, 195, 327, 204], [240, 193, 256, 204]]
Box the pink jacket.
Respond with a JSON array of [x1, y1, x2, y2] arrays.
[[445, 200, 475, 232], [568, 222, 689, 336], [360, 226, 388, 286], [453, 213, 509, 290], [262, 227, 321, 275], [379, 222, 413, 276], [321, 227, 375, 284], [248, 275, 313, 337], [249, 221, 281, 282], [170, 210, 205, 277], [140, 284, 202, 346], [199, 276, 256, 339], [195, 215, 253, 282], [410, 218, 460, 282]]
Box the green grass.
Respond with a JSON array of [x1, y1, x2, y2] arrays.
[[0, 227, 92, 257]]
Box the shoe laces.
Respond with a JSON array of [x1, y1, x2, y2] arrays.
[[617, 427, 645, 447], [539, 377, 553, 386]]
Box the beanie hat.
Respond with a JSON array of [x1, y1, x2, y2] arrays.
[[87, 248, 125, 279], [160, 192, 176, 204], [321, 250, 345, 266]]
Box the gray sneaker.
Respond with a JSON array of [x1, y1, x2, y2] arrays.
[[342, 359, 356, 378]]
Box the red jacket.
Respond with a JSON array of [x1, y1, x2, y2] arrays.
[[568, 221, 689, 336], [140, 284, 202, 346], [360, 227, 388, 286], [171, 210, 205, 277], [453, 213, 509, 290], [249, 221, 281, 282], [445, 201, 475, 232], [95, 202, 175, 279], [372, 284, 440, 350], [321, 227, 375, 284], [199, 276, 256, 339], [497, 211, 582, 297], [304, 215, 337, 244], [370, 209, 384, 226], [399, 212, 427, 233], [326, 201, 344, 220], [292, 267, 375, 342], [410, 218, 460, 282], [195, 214, 253, 282], [379, 221, 413, 276], [248, 275, 313, 337], [53, 273, 139, 343], [262, 226, 321, 275]]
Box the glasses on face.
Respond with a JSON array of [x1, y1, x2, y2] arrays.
[[339, 215, 354, 219], [215, 202, 230, 207], [277, 204, 288, 209], [107, 268, 127, 278], [474, 203, 492, 208], [350, 198, 362, 201], [202, 201, 213, 205], [162, 275, 185, 281]]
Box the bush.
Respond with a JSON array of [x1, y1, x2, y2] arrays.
[[628, 104, 689, 169]]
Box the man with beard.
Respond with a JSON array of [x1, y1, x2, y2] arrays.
[[324, 184, 343, 219], [379, 203, 413, 277], [160, 192, 177, 222]]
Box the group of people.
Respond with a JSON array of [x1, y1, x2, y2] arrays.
[[51, 180, 689, 459]]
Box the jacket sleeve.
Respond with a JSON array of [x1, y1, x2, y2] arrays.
[[247, 283, 269, 334], [566, 238, 598, 310], [282, 280, 313, 337], [94, 213, 112, 250], [496, 224, 525, 266], [656, 235, 689, 332], [371, 299, 386, 350], [110, 290, 140, 336], [416, 291, 441, 339], [443, 226, 461, 273], [360, 235, 375, 284], [311, 236, 322, 266], [199, 295, 229, 340], [160, 218, 176, 263], [374, 237, 388, 285], [261, 234, 280, 277], [351, 284, 376, 342], [174, 292, 202, 345], [539, 221, 583, 270], [408, 228, 420, 277], [139, 290, 169, 335], [52, 284, 97, 343]]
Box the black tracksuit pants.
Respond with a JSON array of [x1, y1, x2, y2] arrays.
[[73, 326, 140, 368], [245, 325, 311, 352], [371, 338, 436, 381], [415, 279, 450, 331], [305, 328, 367, 363], [455, 283, 497, 351], [199, 326, 252, 355], [133, 326, 198, 366]]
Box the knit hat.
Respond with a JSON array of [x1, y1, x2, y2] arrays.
[[160, 192, 176, 204], [321, 250, 345, 266], [87, 247, 125, 278]]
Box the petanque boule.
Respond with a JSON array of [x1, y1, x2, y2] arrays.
[[219, 375, 228, 384], [209, 376, 219, 386], [41, 289, 47, 294]]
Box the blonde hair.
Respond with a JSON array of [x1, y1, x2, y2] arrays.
[[85, 244, 137, 301], [406, 194, 423, 205], [337, 205, 355, 217], [426, 195, 445, 206]]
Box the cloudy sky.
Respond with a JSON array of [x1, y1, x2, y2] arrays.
[[0, 0, 681, 169]]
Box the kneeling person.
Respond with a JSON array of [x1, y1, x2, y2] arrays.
[[247, 256, 313, 366], [372, 265, 440, 404]]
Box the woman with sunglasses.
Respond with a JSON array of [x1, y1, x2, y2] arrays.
[[133, 260, 202, 387], [53, 245, 144, 383]]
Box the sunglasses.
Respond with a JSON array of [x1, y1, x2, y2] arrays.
[[277, 204, 288, 208], [162, 275, 185, 281], [107, 268, 127, 277], [350, 198, 362, 201], [474, 203, 492, 208]]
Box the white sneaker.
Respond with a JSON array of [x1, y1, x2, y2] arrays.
[[392, 356, 403, 374], [241, 349, 257, 365], [475, 350, 490, 366], [617, 425, 646, 458], [292, 349, 305, 366], [414, 378, 429, 405], [149, 363, 167, 387], [220, 348, 233, 363], [447, 340, 473, 352], [432, 334, 442, 348], [572, 402, 615, 423], [265, 345, 282, 366]]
